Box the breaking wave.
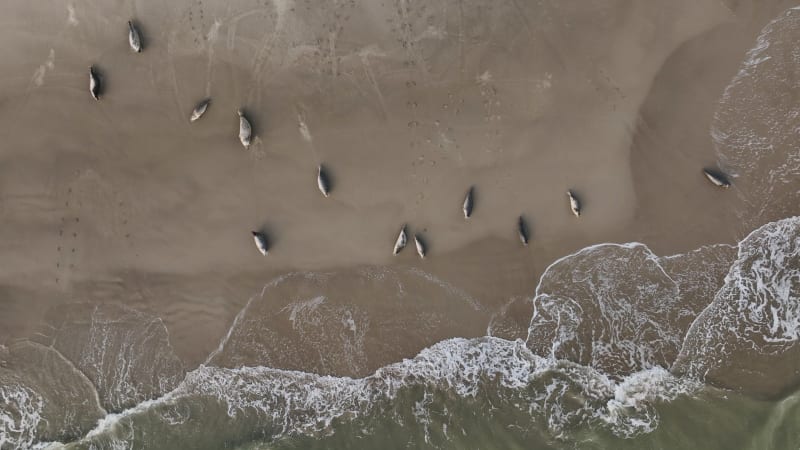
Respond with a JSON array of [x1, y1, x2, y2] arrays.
[[3, 215, 794, 449], [5, 7, 800, 447], [63, 212, 799, 449], [71, 337, 700, 449], [36, 303, 186, 412], [0, 383, 43, 450], [526, 242, 734, 377], [0, 342, 104, 448], [674, 216, 800, 397]]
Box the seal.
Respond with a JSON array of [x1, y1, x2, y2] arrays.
[[238, 109, 252, 149], [518, 216, 529, 246], [414, 234, 426, 259], [703, 168, 731, 188], [393, 225, 407, 255], [463, 187, 474, 219], [190, 99, 210, 122], [317, 165, 331, 197], [128, 21, 142, 53], [89, 66, 100, 100], [567, 190, 581, 217], [251, 231, 268, 256]]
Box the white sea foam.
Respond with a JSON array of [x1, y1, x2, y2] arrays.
[[206, 267, 483, 377], [0, 384, 44, 450], [17, 220, 792, 448], [205, 273, 293, 365], [0, 342, 106, 449], [66, 234, 755, 449], [526, 242, 711, 376], [674, 217, 800, 394], [285, 295, 327, 324], [74, 336, 701, 447], [603, 367, 700, 436], [43, 303, 185, 412]]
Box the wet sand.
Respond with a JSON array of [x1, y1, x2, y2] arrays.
[[0, 0, 795, 377]]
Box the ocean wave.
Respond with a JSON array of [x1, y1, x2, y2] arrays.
[[0, 342, 105, 449], [37, 303, 185, 412], [21, 215, 797, 449], [17, 214, 798, 449], [674, 216, 800, 397], [526, 242, 734, 377], [4, 3, 800, 448], [0, 383, 44, 450], [71, 337, 700, 449], [206, 267, 487, 377]]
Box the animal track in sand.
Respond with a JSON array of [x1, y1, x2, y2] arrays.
[[478, 74, 504, 156], [54, 170, 135, 285], [55, 188, 79, 287], [187, 0, 208, 46], [305, 0, 354, 78]]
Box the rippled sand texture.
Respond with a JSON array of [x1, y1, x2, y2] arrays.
[[1, 0, 800, 448]]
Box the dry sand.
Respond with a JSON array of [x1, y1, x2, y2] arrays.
[[0, 0, 794, 375]]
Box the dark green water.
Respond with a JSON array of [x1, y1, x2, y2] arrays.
[[278, 389, 799, 450], [58, 367, 800, 450]]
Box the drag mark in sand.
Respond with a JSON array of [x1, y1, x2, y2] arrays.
[[391, 0, 431, 82], [297, 111, 313, 143], [248, 5, 284, 104], [204, 19, 222, 96], [67, 4, 78, 26], [30, 49, 55, 88], [359, 46, 391, 120]]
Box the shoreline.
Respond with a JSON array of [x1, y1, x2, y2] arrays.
[[0, 0, 793, 379]]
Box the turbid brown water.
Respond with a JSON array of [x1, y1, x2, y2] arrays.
[[0, 0, 799, 448]]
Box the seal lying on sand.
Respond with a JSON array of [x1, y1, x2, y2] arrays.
[[251, 231, 268, 256], [128, 21, 142, 53], [317, 165, 331, 197], [393, 225, 407, 255], [89, 66, 100, 100], [518, 216, 529, 246], [414, 234, 426, 259], [238, 110, 252, 149], [567, 190, 581, 217], [703, 168, 731, 188], [463, 187, 474, 219], [190, 99, 210, 122]]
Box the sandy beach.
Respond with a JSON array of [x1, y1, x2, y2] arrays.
[[0, 0, 797, 432], [2, 0, 800, 448], [0, 0, 790, 371]]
